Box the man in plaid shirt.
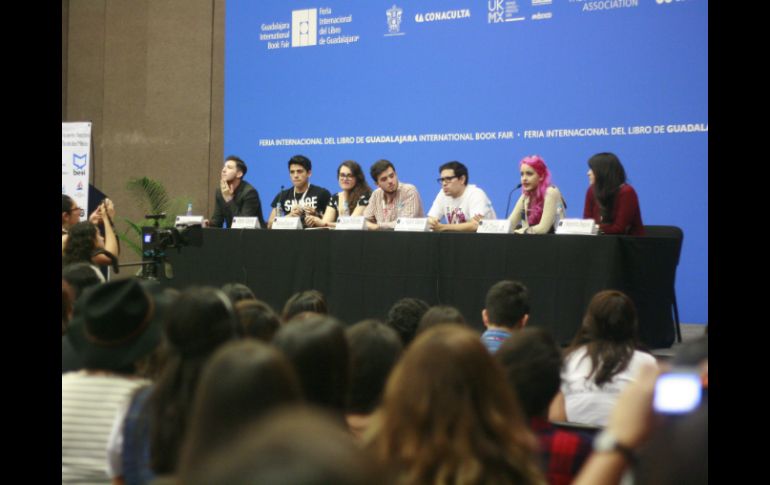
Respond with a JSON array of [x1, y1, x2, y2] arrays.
[[363, 159, 424, 230], [495, 327, 594, 485]]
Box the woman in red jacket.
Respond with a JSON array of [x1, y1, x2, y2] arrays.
[[583, 153, 644, 235]]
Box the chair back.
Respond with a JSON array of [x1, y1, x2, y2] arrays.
[[644, 225, 684, 266]]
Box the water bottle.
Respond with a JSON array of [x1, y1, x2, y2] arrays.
[[186, 202, 193, 216]]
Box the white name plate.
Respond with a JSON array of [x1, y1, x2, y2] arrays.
[[335, 216, 367, 231], [231, 217, 260, 229], [272, 216, 303, 230], [555, 218, 598, 235], [175, 215, 204, 227], [477, 219, 512, 234], [395, 217, 430, 232]]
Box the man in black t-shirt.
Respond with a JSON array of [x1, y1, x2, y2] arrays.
[[207, 155, 266, 228], [268, 155, 331, 229]]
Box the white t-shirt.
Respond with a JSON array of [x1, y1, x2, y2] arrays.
[[427, 184, 497, 223], [560, 346, 657, 426]]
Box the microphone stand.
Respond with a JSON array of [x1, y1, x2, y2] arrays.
[[504, 184, 523, 219]]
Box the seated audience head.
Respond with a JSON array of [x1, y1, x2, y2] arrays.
[[417, 305, 467, 335], [149, 286, 239, 475], [345, 320, 403, 415], [483, 280, 530, 329], [282, 289, 328, 322], [62, 280, 74, 335], [62, 221, 100, 266], [235, 299, 281, 342], [495, 327, 563, 420], [519, 155, 552, 224], [221, 282, 256, 304], [567, 289, 640, 387], [66, 278, 162, 374], [386, 297, 430, 347], [62, 194, 82, 229], [272, 315, 349, 412], [62, 262, 105, 298], [179, 340, 303, 472], [180, 406, 386, 485], [369, 324, 542, 485]]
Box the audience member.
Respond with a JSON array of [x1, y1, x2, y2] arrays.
[[385, 297, 430, 347], [62, 279, 161, 484], [304, 160, 373, 228], [551, 290, 657, 426], [235, 299, 281, 342], [496, 327, 593, 485], [272, 315, 349, 414], [180, 406, 387, 485], [480, 280, 530, 353], [583, 152, 644, 235], [178, 340, 303, 475], [345, 320, 403, 441], [62, 262, 105, 298], [281, 289, 328, 322], [221, 282, 256, 303], [63, 215, 119, 270], [106, 287, 238, 484], [508, 155, 566, 234], [367, 325, 545, 485], [62, 279, 74, 335], [416, 305, 467, 335]]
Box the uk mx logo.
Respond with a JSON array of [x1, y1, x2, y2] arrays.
[[73, 153, 87, 169]]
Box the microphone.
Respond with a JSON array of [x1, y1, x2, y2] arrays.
[[276, 185, 285, 217], [504, 183, 523, 219]]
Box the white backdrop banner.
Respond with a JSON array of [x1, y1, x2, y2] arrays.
[[62, 122, 92, 221]]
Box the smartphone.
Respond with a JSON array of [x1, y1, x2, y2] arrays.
[[653, 367, 702, 414]]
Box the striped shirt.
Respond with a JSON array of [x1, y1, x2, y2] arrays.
[[62, 371, 149, 485], [363, 183, 424, 230]]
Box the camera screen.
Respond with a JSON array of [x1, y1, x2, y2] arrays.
[[143, 234, 152, 244], [653, 371, 702, 414]]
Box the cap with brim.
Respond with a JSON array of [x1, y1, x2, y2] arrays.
[[67, 279, 161, 371]]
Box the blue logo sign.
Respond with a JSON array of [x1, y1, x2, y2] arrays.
[[73, 153, 87, 170]]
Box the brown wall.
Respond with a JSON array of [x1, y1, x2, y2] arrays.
[[62, 0, 224, 267]]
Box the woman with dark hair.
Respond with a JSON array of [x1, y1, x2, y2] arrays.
[[62, 198, 119, 268], [508, 155, 566, 234], [304, 160, 372, 228], [272, 315, 349, 414], [367, 325, 545, 485], [550, 290, 657, 426], [178, 340, 303, 476], [106, 287, 239, 485], [583, 152, 644, 235], [281, 289, 328, 322]]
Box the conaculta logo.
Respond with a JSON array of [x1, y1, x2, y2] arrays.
[[292, 9, 317, 47], [414, 9, 471, 23]]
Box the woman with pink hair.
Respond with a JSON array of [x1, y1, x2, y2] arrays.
[[507, 155, 566, 234]]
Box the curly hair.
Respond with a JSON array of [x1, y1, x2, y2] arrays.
[[62, 221, 98, 266]]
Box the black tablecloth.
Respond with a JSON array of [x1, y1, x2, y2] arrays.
[[164, 229, 678, 348]]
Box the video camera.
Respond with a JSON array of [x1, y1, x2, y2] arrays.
[[138, 213, 202, 280]]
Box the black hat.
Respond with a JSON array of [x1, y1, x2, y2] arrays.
[[67, 279, 161, 371]]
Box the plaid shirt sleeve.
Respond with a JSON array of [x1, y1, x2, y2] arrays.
[[397, 184, 424, 218], [531, 417, 594, 485]]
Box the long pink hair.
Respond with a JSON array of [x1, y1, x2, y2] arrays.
[[519, 155, 552, 226]]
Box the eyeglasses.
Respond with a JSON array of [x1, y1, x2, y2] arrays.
[[70, 207, 82, 214], [339, 173, 355, 179], [437, 176, 458, 184]]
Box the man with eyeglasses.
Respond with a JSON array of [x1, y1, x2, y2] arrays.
[[427, 161, 496, 232], [363, 159, 424, 230]]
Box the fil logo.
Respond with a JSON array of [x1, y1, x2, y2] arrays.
[[386, 5, 404, 36], [73, 153, 87, 176], [292, 9, 317, 47]]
